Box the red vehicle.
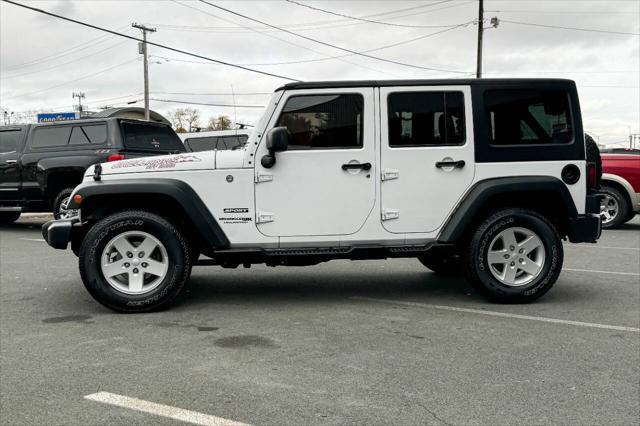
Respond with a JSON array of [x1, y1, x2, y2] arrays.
[[599, 148, 640, 228]]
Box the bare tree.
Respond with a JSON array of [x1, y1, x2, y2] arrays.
[[168, 108, 187, 132], [207, 115, 232, 131], [184, 107, 200, 132]]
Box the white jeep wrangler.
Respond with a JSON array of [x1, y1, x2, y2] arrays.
[[43, 79, 602, 312]]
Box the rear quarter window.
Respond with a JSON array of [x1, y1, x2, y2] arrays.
[[484, 89, 574, 146], [32, 126, 72, 148]]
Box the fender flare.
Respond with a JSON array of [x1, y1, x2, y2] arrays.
[[438, 176, 578, 242], [69, 178, 230, 248]]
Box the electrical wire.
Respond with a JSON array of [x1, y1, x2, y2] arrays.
[[501, 19, 640, 36], [1, 0, 300, 82], [197, 0, 470, 74], [285, 0, 463, 29], [148, 98, 265, 108]]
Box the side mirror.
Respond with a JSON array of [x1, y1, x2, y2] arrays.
[[262, 127, 291, 168], [266, 126, 290, 152]]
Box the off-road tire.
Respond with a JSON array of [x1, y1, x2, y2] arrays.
[[0, 211, 21, 223], [465, 208, 563, 303], [418, 254, 462, 275], [79, 210, 193, 313], [53, 188, 75, 220], [600, 185, 629, 229]]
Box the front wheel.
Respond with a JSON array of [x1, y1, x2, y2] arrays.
[[79, 210, 193, 312], [53, 188, 79, 220], [465, 209, 563, 303]]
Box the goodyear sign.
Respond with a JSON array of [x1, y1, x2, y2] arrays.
[[37, 112, 78, 123]]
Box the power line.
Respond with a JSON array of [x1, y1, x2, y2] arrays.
[[0, 25, 131, 72], [151, 22, 473, 68], [171, 0, 404, 78], [285, 0, 462, 29], [2, 58, 139, 100], [149, 0, 470, 33], [1, 0, 300, 82], [147, 98, 266, 108], [197, 0, 470, 74], [151, 91, 272, 96], [487, 9, 639, 15], [502, 19, 640, 36], [1, 39, 130, 80]]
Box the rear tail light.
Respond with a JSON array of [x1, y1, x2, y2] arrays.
[[587, 163, 597, 189], [107, 153, 126, 162]]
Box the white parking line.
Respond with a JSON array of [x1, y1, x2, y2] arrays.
[[564, 268, 639, 277], [564, 244, 640, 251], [84, 392, 250, 426], [351, 297, 640, 333], [19, 238, 45, 242]]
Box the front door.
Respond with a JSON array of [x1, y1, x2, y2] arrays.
[[0, 127, 25, 202], [255, 88, 376, 238], [379, 86, 475, 233]]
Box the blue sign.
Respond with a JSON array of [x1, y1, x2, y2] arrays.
[[37, 112, 78, 123]]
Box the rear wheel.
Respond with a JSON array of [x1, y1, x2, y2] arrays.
[[599, 186, 629, 229], [465, 208, 563, 303], [53, 188, 79, 220], [79, 210, 193, 312], [0, 211, 21, 223]]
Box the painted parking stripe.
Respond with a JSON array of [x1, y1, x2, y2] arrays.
[[564, 244, 640, 251], [351, 297, 640, 333], [564, 268, 639, 276], [19, 238, 45, 242], [84, 392, 250, 426]]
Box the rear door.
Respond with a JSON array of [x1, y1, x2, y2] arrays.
[[379, 86, 475, 233], [0, 127, 26, 202]]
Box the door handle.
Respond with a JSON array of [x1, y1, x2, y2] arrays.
[[435, 160, 465, 169], [341, 162, 371, 171], [5, 160, 17, 164]]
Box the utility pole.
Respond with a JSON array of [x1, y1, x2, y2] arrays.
[[476, 0, 484, 78], [72, 92, 85, 118], [132, 23, 156, 121]]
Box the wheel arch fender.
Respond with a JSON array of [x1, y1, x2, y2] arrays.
[[38, 157, 94, 199], [69, 178, 230, 249], [601, 173, 636, 213], [438, 176, 578, 243]]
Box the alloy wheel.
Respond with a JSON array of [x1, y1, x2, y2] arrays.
[[486, 227, 546, 287]]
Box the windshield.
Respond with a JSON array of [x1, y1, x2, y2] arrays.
[[121, 122, 186, 153]]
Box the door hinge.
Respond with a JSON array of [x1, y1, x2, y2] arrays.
[[381, 168, 399, 181], [381, 208, 400, 221], [255, 171, 273, 183], [256, 211, 274, 224]]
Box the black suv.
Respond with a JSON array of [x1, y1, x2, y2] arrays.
[[0, 118, 185, 222]]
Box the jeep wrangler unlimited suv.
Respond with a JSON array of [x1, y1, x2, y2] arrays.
[[0, 118, 185, 222], [42, 79, 601, 312]]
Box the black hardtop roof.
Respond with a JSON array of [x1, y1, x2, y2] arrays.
[[276, 78, 576, 91]]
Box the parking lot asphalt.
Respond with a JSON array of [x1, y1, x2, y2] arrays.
[[1, 215, 639, 426]]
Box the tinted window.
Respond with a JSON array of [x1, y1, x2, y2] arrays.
[[68, 127, 90, 145], [82, 124, 107, 144], [388, 92, 465, 147], [185, 137, 216, 152], [484, 90, 573, 145], [276, 94, 363, 149], [32, 126, 71, 148], [121, 122, 185, 152], [0, 130, 21, 153]]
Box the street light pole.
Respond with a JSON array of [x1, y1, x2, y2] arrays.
[[132, 23, 156, 121]]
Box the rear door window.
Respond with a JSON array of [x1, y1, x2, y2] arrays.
[[0, 130, 21, 153], [484, 90, 574, 145], [121, 122, 185, 152]]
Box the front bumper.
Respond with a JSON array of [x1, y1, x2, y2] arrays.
[[42, 218, 79, 250]]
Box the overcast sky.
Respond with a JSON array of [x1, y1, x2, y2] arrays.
[[1, 0, 638, 145]]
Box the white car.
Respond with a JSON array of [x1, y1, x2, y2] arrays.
[[43, 79, 602, 312], [179, 129, 252, 152]]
